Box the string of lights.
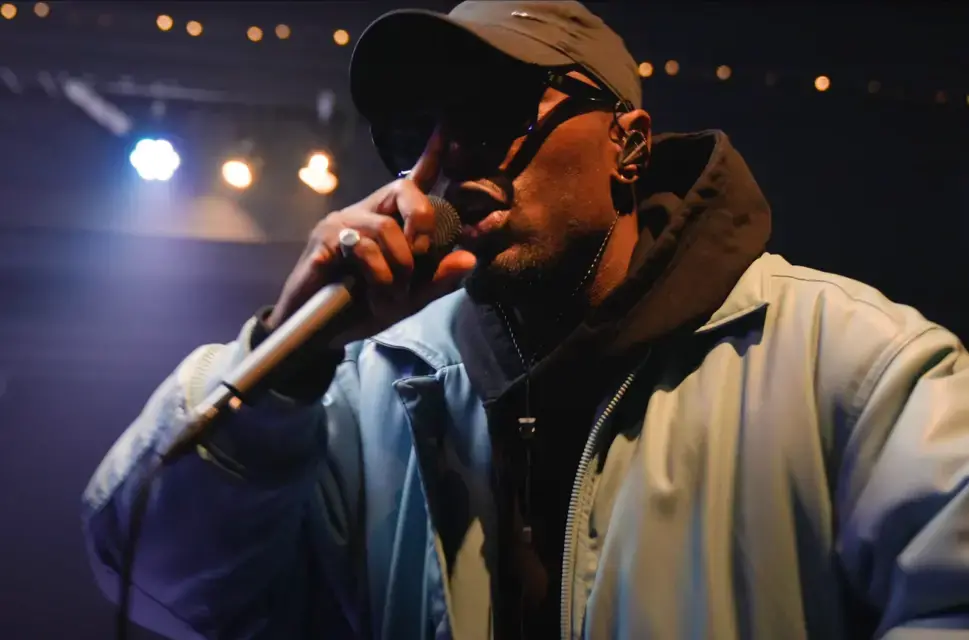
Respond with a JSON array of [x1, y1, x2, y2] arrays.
[[1, 1, 966, 197], [0, 3, 354, 47], [2, 1, 966, 111], [151, 12, 351, 47], [635, 60, 968, 110]]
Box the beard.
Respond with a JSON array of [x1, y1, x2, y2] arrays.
[[451, 170, 615, 307], [463, 220, 611, 307]]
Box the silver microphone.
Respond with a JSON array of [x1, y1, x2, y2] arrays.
[[161, 195, 462, 460]]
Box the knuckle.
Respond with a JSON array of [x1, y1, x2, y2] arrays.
[[394, 179, 421, 204], [355, 237, 378, 257], [375, 215, 399, 236], [412, 199, 434, 220], [311, 218, 330, 239], [312, 213, 341, 238], [365, 261, 393, 286]]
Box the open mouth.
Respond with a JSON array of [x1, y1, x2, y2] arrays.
[[446, 178, 511, 228]]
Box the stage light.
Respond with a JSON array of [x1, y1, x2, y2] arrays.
[[333, 29, 350, 46], [34, 3, 50, 18], [716, 65, 732, 81], [222, 160, 253, 190], [156, 14, 173, 31], [664, 60, 680, 76], [1, 3, 17, 19], [247, 26, 263, 42], [308, 153, 329, 173], [814, 75, 830, 92], [186, 20, 202, 36], [300, 168, 338, 195], [275, 24, 291, 40], [637, 62, 654, 78], [300, 152, 338, 195], [130, 139, 180, 182], [317, 172, 338, 194]]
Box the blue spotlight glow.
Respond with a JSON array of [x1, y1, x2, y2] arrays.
[[129, 138, 181, 181]]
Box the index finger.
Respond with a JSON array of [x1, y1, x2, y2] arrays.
[[407, 126, 444, 193]]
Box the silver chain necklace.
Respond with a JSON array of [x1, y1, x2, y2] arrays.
[[496, 211, 621, 408], [494, 212, 620, 544]]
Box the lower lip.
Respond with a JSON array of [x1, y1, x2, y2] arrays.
[[462, 209, 509, 241]]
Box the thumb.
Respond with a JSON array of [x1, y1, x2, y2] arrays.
[[412, 250, 476, 305], [432, 250, 476, 284]]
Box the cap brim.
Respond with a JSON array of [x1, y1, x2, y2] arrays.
[[350, 9, 572, 123]]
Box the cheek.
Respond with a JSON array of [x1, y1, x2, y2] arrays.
[[512, 128, 612, 225]]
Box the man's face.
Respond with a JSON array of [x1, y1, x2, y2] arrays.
[[441, 72, 631, 300]]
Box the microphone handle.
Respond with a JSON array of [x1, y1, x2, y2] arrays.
[[226, 276, 355, 395], [160, 276, 355, 461]]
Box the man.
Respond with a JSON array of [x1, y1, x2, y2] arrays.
[[82, 2, 969, 639]]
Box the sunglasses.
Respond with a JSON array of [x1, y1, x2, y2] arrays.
[[370, 66, 624, 179]]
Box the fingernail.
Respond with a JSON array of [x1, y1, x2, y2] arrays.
[[413, 235, 431, 254]]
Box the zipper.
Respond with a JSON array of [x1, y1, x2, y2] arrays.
[[559, 367, 642, 640]]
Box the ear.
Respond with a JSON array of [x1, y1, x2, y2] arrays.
[[612, 109, 652, 183]]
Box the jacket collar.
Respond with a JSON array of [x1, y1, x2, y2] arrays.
[[371, 252, 775, 367], [370, 291, 468, 369], [695, 252, 773, 334]]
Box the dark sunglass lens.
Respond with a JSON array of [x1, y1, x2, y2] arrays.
[[448, 99, 536, 145], [372, 116, 435, 177]]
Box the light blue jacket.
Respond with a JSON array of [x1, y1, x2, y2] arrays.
[[83, 253, 969, 639]]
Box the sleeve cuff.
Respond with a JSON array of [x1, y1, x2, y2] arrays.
[[249, 306, 344, 404], [246, 305, 345, 404]]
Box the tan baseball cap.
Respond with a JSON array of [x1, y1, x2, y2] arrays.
[[350, 1, 641, 123]]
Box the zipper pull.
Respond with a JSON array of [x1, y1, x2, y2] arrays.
[[518, 416, 536, 544]]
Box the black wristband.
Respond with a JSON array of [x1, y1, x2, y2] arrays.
[[246, 306, 345, 403]]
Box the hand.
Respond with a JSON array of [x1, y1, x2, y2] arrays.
[[266, 130, 476, 345]]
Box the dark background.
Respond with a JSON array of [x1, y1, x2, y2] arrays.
[[0, 2, 966, 639]]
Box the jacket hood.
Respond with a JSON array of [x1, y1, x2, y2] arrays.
[[594, 129, 772, 353]]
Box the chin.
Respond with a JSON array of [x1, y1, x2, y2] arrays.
[[464, 243, 565, 302]]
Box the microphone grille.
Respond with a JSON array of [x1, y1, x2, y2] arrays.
[[428, 195, 462, 250]]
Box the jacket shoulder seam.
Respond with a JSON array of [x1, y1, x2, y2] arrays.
[[769, 272, 907, 327], [768, 270, 946, 417]]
